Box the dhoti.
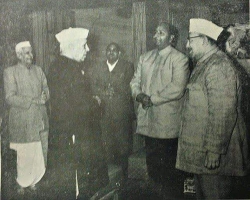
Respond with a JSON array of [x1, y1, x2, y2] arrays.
[[10, 141, 46, 188]]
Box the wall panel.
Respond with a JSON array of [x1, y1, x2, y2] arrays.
[[74, 8, 133, 65]]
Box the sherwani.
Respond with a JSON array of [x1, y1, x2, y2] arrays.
[[4, 63, 49, 187], [92, 59, 134, 156], [176, 48, 250, 176], [48, 56, 109, 199], [92, 59, 134, 178]]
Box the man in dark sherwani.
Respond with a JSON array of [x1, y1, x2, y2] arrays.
[[92, 42, 134, 180], [48, 28, 109, 200]]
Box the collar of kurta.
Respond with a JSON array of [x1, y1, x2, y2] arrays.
[[158, 45, 172, 57], [60, 55, 84, 68], [18, 63, 34, 70]]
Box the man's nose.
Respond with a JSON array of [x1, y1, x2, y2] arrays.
[[85, 44, 90, 52], [108, 50, 115, 55]]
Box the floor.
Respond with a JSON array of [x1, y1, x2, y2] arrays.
[[2, 144, 250, 200]]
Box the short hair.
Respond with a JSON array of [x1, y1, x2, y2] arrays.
[[106, 42, 121, 52], [205, 30, 229, 49], [158, 22, 179, 46], [217, 29, 231, 51]]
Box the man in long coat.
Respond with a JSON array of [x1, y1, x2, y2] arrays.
[[176, 18, 250, 199], [130, 22, 189, 197], [48, 28, 109, 200], [92, 42, 134, 179], [4, 41, 49, 194]]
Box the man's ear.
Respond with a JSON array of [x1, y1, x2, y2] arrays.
[[16, 52, 22, 60], [202, 36, 208, 45]]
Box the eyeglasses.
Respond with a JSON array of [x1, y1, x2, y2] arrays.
[[187, 36, 202, 41]]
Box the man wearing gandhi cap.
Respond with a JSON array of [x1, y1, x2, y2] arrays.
[[55, 27, 90, 62], [4, 41, 50, 194], [176, 18, 250, 199], [48, 28, 108, 199]]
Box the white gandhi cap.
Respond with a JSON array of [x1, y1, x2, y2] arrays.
[[15, 41, 31, 52], [55, 27, 89, 44], [189, 18, 223, 41]]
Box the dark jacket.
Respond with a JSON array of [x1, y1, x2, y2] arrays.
[[91, 59, 134, 156], [48, 56, 109, 197], [92, 59, 134, 121], [49, 57, 98, 128]]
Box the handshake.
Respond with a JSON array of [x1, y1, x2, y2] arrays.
[[32, 91, 47, 105], [136, 93, 153, 110]]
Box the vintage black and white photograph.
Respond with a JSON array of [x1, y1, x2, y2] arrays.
[[0, 0, 250, 199]]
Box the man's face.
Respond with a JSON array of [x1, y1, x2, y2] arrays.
[[186, 32, 204, 60], [106, 44, 120, 64], [79, 42, 90, 62], [153, 25, 171, 50], [18, 47, 33, 66]]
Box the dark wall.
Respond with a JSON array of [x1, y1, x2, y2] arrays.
[[0, 0, 131, 10], [145, 0, 249, 53], [0, 3, 32, 69]]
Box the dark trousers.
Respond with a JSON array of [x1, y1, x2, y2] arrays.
[[194, 174, 233, 199], [145, 137, 182, 185], [101, 118, 132, 179], [48, 130, 109, 200]]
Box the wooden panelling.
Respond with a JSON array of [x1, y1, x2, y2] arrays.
[[146, 0, 248, 53], [31, 10, 75, 74], [74, 8, 133, 65]]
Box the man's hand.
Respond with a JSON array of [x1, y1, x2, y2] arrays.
[[32, 91, 47, 105], [40, 91, 47, 104], [205, 151, 221, 170], [136, 93, 153, 110], [142, 97, 153, 110], [93, 95, 101, 106], [136, 93, 148, 103]]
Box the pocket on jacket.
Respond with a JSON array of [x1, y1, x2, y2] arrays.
[[9, 109, 26, 133], [182, 83, 208, 150]]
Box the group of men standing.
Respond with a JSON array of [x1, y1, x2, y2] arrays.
[[131, 18, 249, 199], [3, 27, 134, 199], [3, 18, 250, 200]]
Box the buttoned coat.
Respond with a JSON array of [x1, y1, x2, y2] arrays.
[[48, 56, 109, 195], [48, 56, 103, 141], [176, 48, 250, 176], [92, 59, 134, 156], [4, 64, 49, 143], [130, 45, 189, 139]]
